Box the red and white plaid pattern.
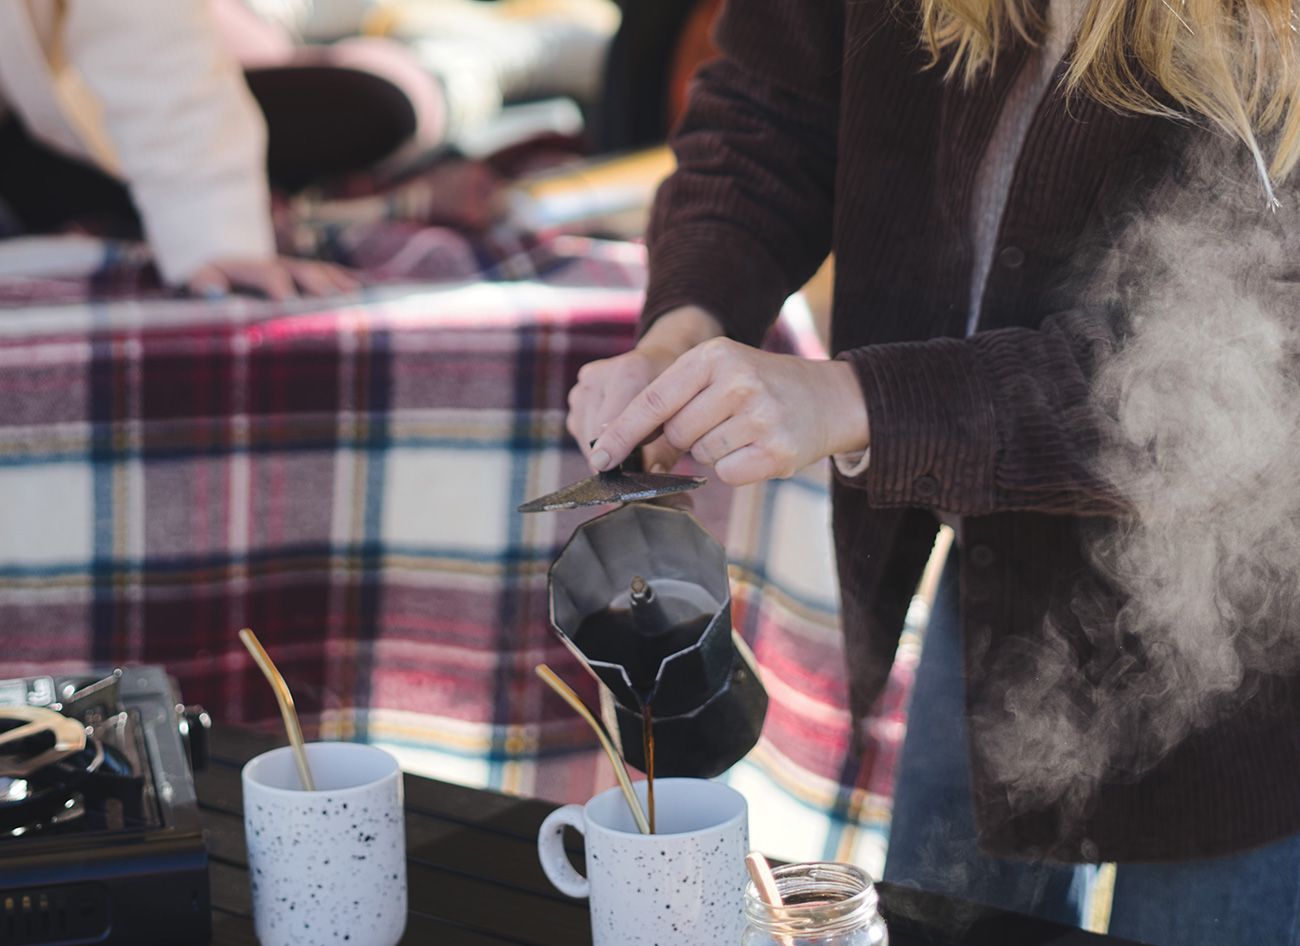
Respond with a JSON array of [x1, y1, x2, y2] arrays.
[[0, 228, 914, 872]]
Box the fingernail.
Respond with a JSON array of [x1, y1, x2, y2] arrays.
[[198, 284, 227, 301], [590, 448, 611, 471], [650, 463, 666, 474]]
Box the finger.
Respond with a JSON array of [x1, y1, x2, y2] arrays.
[[689, 415, 760, 468], [301, 261, 361, 294], [570, 361, 607, 439], [590, 370, 654, 435], [564, 379, 585, 439], [590, 384, 668, 468], [712, 444, 775, 487], [188, 266, 231, 300], [232, 263, 295, 301], [565, 387, 587, 451], [326, 264, 361, 293], [641, 436, 683, 475], [660, 380, 748, 454], [288, 261, 343, 298], [584, 392, 609, 453], [590, 355, 711, 471], [565, 378, 599, 458]]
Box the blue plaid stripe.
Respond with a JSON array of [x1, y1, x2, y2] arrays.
[[0, 235, 912, 871]]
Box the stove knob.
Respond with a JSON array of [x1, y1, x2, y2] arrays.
[[178, 704, 212, 772]]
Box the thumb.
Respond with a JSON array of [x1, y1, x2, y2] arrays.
[[642, 437, 683, 476], [644, 440, 696, 513]]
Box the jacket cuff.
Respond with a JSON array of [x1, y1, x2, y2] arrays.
[[832, 448, 870, 478], [133, 175, 276, 285], [641, 222, 794, 348], [835, 339, 999, 512]]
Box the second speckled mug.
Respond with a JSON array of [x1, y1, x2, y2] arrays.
[[538, 778, 748, 946], [242, 743, 407, 946]]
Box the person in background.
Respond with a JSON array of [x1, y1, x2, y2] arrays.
[[566, 0, 1300, 943], [0, 0, 356, 299], [232, 0, 618, 151], [212, 0, 448, 188]]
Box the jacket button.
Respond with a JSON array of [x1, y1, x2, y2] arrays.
[[998, 245, 1026, 269], [968, 544, 996, 568], [913, 474, 939, 498]]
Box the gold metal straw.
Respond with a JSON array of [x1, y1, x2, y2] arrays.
[[239, 627, 316, 792], [535, 664, 650, 834]]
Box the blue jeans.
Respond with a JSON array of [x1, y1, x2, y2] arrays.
[[883, 552, 1300, 945]]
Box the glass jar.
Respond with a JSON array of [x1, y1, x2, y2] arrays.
[[742, 862, 889, 946]]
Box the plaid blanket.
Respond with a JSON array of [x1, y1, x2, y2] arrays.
[[0, 227, 915, 875]]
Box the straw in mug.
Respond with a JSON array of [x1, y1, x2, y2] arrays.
[[239, 627, 316, 792], [534, 664, 650, 834]]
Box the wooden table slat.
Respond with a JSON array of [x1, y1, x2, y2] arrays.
[[199, 766, 584, 904], [209, 858, 254, 919], [210, 910, 262, 946], [204, 732, 576, 847], [210, 859, 562, 946], [203, 729, 595, 945], [199, 727, 1145, 946], [209, 839, 591, 946]]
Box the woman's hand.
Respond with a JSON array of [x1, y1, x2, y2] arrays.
[[566, 306, 725, 471], [588, 337, 870, 487], [187, 257, 360, 300]]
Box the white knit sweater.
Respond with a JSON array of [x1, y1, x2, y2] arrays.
[[0, 0, 275, 284]]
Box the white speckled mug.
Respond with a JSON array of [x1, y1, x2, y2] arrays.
[[242, 743, 407, 946], [538, 778, 748, 946]]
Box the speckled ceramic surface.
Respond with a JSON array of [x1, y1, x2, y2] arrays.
[[538, 778, 748, 946], [243, 743, 407, 946]]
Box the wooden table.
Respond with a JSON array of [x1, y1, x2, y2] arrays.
[[199, 728, 1141, 945]]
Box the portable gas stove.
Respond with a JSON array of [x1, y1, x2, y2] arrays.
[[0, 666, 211, 945]]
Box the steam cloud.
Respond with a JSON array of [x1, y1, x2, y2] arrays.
[[975, 149, 1300, 833]]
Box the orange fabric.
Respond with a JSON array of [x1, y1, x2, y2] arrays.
[[666, 0, 723, 129]]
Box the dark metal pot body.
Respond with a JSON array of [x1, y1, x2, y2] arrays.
[[548, 503, 767, 776]]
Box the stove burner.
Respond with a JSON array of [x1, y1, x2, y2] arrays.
[[0, 706, 147, 836], [0, 729, 102, 834], [0, 705, 87, 777], [0, 667, 211, 945]]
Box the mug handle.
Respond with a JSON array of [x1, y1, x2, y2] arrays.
[[538, 804, 590, 899]]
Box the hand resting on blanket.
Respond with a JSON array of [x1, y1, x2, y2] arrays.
[[188, 256, 359, 300]]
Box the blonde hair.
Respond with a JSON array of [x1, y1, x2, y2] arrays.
[[920, 0, 1300, 194]]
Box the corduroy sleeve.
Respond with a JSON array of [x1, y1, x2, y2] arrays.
[[835, 307, 1132, 517], [641, 0, 843, 348]]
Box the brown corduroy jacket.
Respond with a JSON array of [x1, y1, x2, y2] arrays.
[[641, 0, 1300, 862]]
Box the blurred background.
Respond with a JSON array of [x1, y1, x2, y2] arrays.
[[0, 0, 882, 878]]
